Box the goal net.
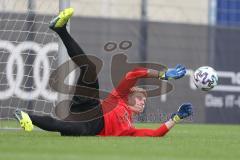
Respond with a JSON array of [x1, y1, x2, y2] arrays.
[[0, 0, 60, 129]]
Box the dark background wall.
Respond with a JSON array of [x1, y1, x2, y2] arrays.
[[1, 13, 240, 123]]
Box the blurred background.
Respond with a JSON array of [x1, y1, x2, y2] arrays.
[[0, 0, 240, 127]]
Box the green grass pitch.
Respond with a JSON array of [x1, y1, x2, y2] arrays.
[[0, 123, 239, 160]]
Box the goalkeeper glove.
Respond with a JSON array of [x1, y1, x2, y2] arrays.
[[159, 64, 186, 80], [171, 103, 193, 123]]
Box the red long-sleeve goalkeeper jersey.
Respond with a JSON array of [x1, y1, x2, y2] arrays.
[[98, 67, 169, 137]]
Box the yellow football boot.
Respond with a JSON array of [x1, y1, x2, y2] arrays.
[[49, 7, 74, 29], [14, 109, 33, 132]]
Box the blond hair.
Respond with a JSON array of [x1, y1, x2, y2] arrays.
[[129, 86, 147, 97]]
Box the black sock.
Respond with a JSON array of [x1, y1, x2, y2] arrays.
[[29, 114, 60, 132]]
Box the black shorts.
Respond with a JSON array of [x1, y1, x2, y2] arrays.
[[60, 98, 104, 136]]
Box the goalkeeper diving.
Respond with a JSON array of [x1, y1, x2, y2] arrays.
[[14, 8, 193, 137]]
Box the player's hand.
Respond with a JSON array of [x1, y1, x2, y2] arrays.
[[164, 64, 186, 80], [171, 103, 193, 123]]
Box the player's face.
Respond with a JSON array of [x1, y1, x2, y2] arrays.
[[128, 92, 146, 114]]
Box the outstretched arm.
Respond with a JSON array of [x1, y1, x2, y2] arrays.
[[126, 123, 170, 137], [123, 103, 193, 137], [113, 64, 186, 97]]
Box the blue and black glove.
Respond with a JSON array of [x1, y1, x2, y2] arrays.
[[171, 103, 193, 123], [160, 64, 186, 80]]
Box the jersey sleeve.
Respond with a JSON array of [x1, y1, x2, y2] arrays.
[[113, 67, 148, 98], [101, 67, 148, 115], [125, 124, 169, 137]]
